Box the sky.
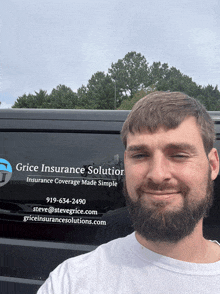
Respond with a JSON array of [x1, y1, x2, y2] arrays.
[[1, 0, 220, 108]]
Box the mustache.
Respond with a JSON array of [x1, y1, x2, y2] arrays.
[[137, 180, 190, 196]]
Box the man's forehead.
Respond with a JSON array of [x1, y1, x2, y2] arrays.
[[126, 116, 203, 148], [128, 116, 200, 135]]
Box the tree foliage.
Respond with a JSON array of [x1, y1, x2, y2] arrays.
[[77, 72, 116, 109], [13, 85, 78, 109], [118, 89, 148, 110], [12, 51, 220, 111], [109, 51, 149, 98], [12, 90, 48, 108], [46, 85, 78, 109]]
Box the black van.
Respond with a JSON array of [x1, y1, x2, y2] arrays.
[[0, 109, 220, 293]]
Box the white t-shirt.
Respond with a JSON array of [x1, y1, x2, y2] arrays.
[[37, 233, 220, 294]]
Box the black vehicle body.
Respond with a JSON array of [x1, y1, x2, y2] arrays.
[[0, 109, 220, 293]]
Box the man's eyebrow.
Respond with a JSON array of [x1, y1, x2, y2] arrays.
[[126, 143, 198, 153], [126, 145, 150, 152], [165, 143, 198, 153]]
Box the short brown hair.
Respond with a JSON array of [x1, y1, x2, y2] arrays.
[[121, 91, 215, 155]]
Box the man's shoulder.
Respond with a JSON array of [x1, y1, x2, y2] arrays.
[[62, 233, 135, 272], [37, 234, 136, 294]]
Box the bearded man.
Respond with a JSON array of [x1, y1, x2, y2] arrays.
[[38, 92, 220, 294]]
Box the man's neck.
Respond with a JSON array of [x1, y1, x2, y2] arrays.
[[135, 221, 220, 263]]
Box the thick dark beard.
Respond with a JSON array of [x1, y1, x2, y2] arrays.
[[124, 171, 214, 243]]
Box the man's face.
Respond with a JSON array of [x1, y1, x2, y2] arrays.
[[124, 116, 219, 243]]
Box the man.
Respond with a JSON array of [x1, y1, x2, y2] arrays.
[[37, 92, 220, 293]]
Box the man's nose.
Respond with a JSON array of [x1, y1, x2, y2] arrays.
[[147, 154, 171, 184]]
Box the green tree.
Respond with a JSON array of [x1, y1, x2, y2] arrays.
[[12, 86, 78, 109], [12, 93, 30, 108], [77, 72, 116, 109], [197, 85, 220, 111], [109, 51, 149, 99], [118, 59, 220, 111], [118, 89, 149, 110], [148, 62, 169, 86], [12, 90, 48, 108], [45, 85, 78, 109], [77, 85, 90, 109], [155, 67, 196, 95], [148, 62, 201, 98], [87, 72, 115, 109], [12, 51, 220, 111]]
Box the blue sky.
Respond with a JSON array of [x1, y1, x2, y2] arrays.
[[1, 0, 220, 108]]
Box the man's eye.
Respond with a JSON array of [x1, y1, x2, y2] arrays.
[[132, 153, 149, 159], [171, 154, 189, 159]]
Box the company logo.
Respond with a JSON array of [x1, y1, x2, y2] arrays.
[[0, 159, 12, 187]]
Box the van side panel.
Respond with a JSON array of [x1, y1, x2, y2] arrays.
[[0, 109, 220, 293]]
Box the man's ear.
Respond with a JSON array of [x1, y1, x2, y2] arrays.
[[208, 148, 219, 180]]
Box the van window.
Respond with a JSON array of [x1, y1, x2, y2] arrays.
[[0, 131, 133, 245]]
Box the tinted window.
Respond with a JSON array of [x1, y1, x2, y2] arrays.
[[0, 131, 133, 245]]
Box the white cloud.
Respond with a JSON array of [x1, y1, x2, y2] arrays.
[[189, 28, 220, 63], [0, 101, 12, 109]]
